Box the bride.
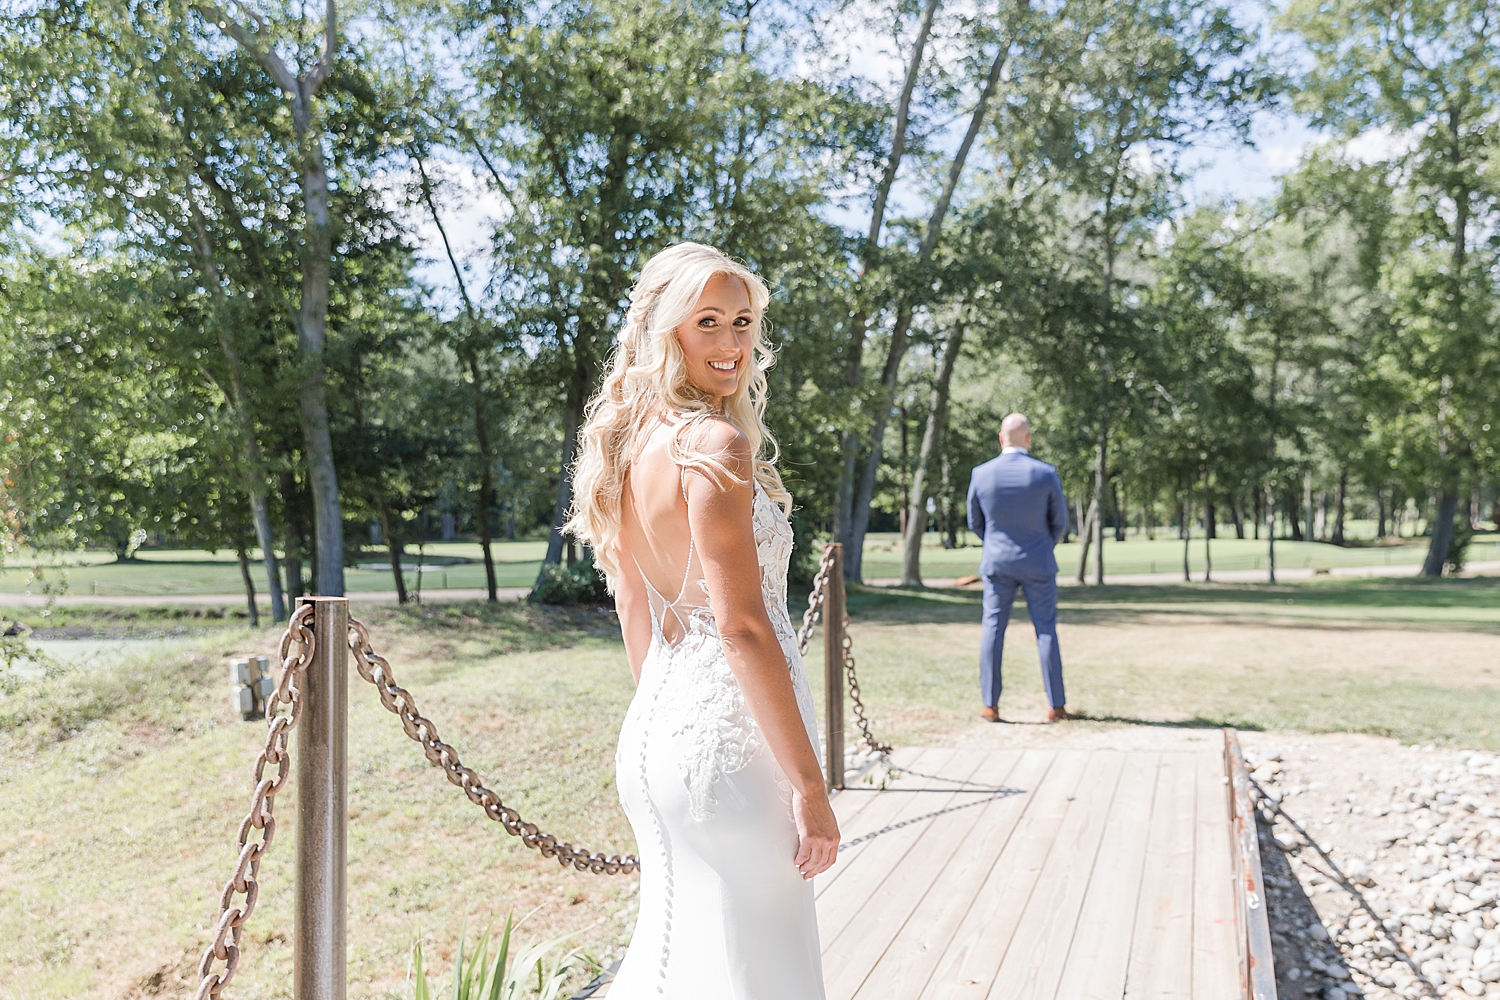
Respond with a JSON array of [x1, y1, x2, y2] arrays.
[[566, 242, 837, 998]]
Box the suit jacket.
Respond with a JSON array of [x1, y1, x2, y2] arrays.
[[966, 451, 1068, 578]]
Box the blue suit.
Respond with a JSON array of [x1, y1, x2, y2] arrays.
[[966, 449, 1068, 709]]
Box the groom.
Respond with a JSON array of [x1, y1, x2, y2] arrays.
[[966, 413, 1069, 723]]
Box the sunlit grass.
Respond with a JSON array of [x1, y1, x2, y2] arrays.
[[860, 530, 1500, 580]]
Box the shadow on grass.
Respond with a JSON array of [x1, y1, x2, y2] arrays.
[[361, 600, 622, 657]]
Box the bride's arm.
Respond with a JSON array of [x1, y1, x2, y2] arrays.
[[686, 423, 840, 880], [613, 538, 652, 685]]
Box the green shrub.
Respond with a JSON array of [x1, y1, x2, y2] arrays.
[[409, 912, 597, 1000], [528, 549, 611, 606]]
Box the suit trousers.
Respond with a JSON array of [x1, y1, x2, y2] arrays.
[[980, 573, 1065, 709]]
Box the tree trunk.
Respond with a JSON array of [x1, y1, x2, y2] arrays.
[[376, 499, 407, 604], [541, 399, 582, 571], [295, 136, 345, 597], [211, 1, 346, 596], [279, 470, 307, 602], [471, 359, 498, 601], [848, 303, 915, 579], [1111, 479, 1125, 542], [1202, 477, 1213, 582], [246, 486, 285, 621], [1303, 476, 1315, 543], [898, 406, 909, 540], [413, 144, 497, 602], [1264, 485, 1277, 584], [1076, 497, 1097, 584], [1331, 470, 1348, 546], [842, 42, 1010, 580], [1285, 486, 1304, 541], [184, 200, 287, 622], [1421, 488, 1458, 576], [1091, 424, 1106, 585], [236, 544, 260, 628], [1376, 488, 1387, 539], [832, 0, 940, 551], [942, 453, 960, 549], [1182, 494, 1192, 582], [414, 509, 427, 603], [1232, 498, 1245, 539], [900, 322, 964, 587]]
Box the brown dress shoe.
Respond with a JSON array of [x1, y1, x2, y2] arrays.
[[980, 705, 1000, 722], [1047, 706, 1069, 722]]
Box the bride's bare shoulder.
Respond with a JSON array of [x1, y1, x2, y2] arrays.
[[680, 416, 752, 479]]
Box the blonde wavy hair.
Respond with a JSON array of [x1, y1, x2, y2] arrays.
[[565, 242, 792, 586]]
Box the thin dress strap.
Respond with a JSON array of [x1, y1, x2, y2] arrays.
[[632, 463, 698, 645]]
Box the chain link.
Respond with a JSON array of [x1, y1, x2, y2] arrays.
[[796, 545, 890, 758], [840, 617, 891, 756], [346, 618, 639, 875], [795, 544, 836, 658], [194, 603, 316, 1000]]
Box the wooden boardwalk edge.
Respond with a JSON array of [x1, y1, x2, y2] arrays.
[[1224, 727, 1278, 1000]]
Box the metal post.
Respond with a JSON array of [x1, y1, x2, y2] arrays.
[[824, 545, 845, 792], [295, 597, 348, 1000]]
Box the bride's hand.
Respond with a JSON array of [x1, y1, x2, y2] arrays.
[[792, 787, 840, 881]]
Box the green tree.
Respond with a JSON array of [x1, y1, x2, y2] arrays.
[[1283, 0, 1500, 573]]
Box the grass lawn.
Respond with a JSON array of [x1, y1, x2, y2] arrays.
[[861, 530, 1500, 580], [2, 576, 1499, 997], [0, 542, 550, 597], [7, 530, 1500, 599]]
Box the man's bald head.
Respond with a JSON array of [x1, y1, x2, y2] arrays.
[[1000, 413, 1031, 449]]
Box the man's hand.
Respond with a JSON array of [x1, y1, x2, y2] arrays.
[[792, 787, 840, 881]]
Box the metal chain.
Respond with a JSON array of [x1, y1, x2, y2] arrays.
[[346, 618, 639, 875], [840, 616, 892, 756], [194, 604, 317, 1000], [795, 544, 836, 657], [796, 545, 890, 758]]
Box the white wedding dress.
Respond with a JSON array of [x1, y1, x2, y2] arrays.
[[610, 479, 826, 999]]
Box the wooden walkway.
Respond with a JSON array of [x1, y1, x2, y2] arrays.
[[583, 746, 1247, 1000]]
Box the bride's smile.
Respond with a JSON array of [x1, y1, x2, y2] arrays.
[[679, 272, 755, 401]]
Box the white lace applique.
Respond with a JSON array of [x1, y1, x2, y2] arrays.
[[644, 480, 821, 822]]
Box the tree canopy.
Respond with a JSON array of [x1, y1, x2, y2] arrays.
[[2, 0, 1496, 613]]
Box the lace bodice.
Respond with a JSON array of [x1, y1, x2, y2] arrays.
[[633, 480, 820, 821]]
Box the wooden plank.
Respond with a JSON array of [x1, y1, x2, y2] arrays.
[[816, 747, 980, 902], [1049, 751, 1161, 1000], [918, 749, 1092, 1000], [830, 745, 933, 831], [815, 749, 991, 943], [823, 750, 1029, 1000], [986, 750, 1129, 1000], [1223, 729, 1276, 1000], [1192, 750, 1241, 1000], [1123, 752, 1200, 1000], [849, 750, 1057, 1000]]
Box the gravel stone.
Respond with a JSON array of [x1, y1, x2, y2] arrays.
[[1245, 736, 1500, 1000]]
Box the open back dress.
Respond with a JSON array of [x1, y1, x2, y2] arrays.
[[609, 471, 826, 999]]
